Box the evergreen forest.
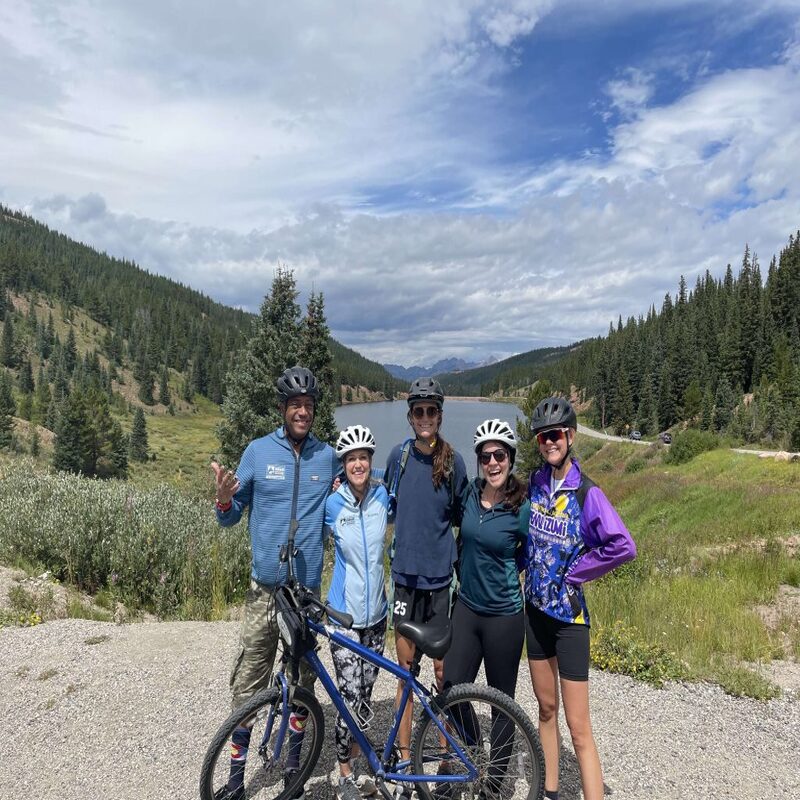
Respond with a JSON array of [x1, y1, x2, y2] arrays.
[[0, 206, 403, 477], [533, 233, 800, 448]]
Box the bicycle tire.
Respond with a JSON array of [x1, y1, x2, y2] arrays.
[[411, 683, 544, 800], [200, 686, 325, 800]]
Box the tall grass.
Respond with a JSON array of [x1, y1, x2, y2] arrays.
[[584, 445, 800, 697], [0, 458, 249, 619]]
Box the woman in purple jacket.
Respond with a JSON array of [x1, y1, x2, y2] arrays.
[[523, 397, 636, 800]]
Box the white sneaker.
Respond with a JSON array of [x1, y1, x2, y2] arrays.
[[355, 774, 378, 796], [338, 776, 362, 800]]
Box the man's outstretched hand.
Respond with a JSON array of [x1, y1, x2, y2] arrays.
[[211, 461, 240, 506]]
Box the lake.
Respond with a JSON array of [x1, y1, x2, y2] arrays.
[[335, 399, 523, 476]]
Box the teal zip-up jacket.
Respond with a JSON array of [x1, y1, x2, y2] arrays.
[[325, 481, 390, 628], [216, 427, 338, 589], [457, 478, 530, 616]]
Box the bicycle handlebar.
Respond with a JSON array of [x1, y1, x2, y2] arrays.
[[282, 531, 354, 629], [301, 589, 354, 630]]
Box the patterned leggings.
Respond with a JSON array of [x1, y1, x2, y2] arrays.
[[328, 618, 387, 763]]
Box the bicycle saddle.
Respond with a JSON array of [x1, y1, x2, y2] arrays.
[[395, 620, 452, 659]]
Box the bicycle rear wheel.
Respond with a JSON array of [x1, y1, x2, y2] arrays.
[[411, 684, 544, 800], [200, 686, 324, 800]]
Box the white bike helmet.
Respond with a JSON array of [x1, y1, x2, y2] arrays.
[[335, 425, 376, 459], [473, 419, 517, 453]]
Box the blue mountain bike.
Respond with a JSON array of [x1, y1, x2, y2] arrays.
[[200, 540, 544, 800]]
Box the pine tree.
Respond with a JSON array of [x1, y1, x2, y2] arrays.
[[1, 313, 17, 368], [217, 267, 302, 465], [301, 291, 337, 445], [64, 327, 78, 373], [158, 367, 171, 406], [30, 426, 40, 457], [657, 365, 676, 430], [53, 392, 88, 473], [515, 379, 554, 476], [191, 327, 211, 397], [137, 368, 155, 405], [0, 370, 15, 449], [700, 387, 714, 431], [612, 371, 634, 435], [108, 420, 128, 478], [129, 407, 149, 462], [18, 359, 34, 394], [713, 377, 736, 432], [17, 392, 32, 421], [682, 379, 703, 424]]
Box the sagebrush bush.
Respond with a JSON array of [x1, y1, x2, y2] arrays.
[[624, 456, 646, 474], [0, 460, 250, 619], [591, 620, 687, 687], [664, 429, 720, 465]]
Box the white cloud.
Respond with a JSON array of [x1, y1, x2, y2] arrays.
[[3, 1, 800, 365], [604, 69, 655, 119]]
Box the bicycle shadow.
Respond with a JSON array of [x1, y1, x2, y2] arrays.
[[302, 696, 400, 799], [299, 694, 554, 800]]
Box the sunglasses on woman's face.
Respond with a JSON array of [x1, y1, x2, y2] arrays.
[[411, 406, 440, 419], [479, 449, 508, 465], [536, 428, 569, 446]]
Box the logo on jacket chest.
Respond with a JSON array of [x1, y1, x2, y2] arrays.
[[529, 497, 578, 543], [266, 464, 286, 480]]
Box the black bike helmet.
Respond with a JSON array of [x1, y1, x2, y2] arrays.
[[530, 396, 577, 434], [407, 377, 444, 408], [276, 366, 319, 403]]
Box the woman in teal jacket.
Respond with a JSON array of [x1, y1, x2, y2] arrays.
[[439, 420, 529, 797], [443, 418, 529, 695]]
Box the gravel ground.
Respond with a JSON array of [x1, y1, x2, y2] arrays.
[[1, 619, 798, 800]]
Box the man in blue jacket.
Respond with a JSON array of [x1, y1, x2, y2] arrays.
[[211, 365, 338, 800]]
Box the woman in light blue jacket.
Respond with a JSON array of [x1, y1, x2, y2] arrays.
[[325, 425, 389, 800]]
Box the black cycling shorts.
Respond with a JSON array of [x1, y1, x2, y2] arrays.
[[525, 603, 590, 682], [393, 584, 450, 629]]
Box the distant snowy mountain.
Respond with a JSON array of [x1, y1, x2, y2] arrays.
[[383, 356, 492, 381]]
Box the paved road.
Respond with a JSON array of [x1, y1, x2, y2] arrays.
[[577, 423, 653, 445], [577, 422, 794, 458]]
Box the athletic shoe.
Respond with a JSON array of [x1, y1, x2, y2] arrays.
[[338, 776, 363, 800], [355, 773, 378, 796], [284, 768, 305, 800], [213, 785, 244, 800]]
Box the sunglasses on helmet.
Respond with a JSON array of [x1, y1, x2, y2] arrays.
[[536, 427, 569, 445], [411, 406, 440, 419], [479, 449, 508, 465]]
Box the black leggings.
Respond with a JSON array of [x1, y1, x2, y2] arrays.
[[442, 598, 525, 698]]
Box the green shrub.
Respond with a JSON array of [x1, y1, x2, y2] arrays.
[[624, 456, 646, 474], [664, 429, 720, 465], [591, 620, 687, 687], [0, 459, 250, 619]]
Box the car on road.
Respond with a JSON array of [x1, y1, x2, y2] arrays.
[[659, 432, 672, 444], [628, 430, 642, 441]]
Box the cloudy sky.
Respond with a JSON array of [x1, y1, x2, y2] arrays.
[[2, 1, 800, 365]]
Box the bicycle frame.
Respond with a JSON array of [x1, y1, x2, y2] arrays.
[[265, 616, 478, 787]]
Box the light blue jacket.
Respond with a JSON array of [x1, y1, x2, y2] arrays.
[[325, 481, 389, 628], [216, 428, 338, 589]]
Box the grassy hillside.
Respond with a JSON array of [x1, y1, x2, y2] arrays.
[[3, 438, 799, 697], [582, 441, 800, 697]]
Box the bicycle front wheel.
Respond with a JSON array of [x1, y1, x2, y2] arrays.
[[200, 686, 325, 800], [411, 684, 544, 800]]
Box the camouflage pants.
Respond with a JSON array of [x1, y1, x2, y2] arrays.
[[230, 580, 318, 710]]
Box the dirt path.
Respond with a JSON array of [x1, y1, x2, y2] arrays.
[[1, 619, 798, 800]]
